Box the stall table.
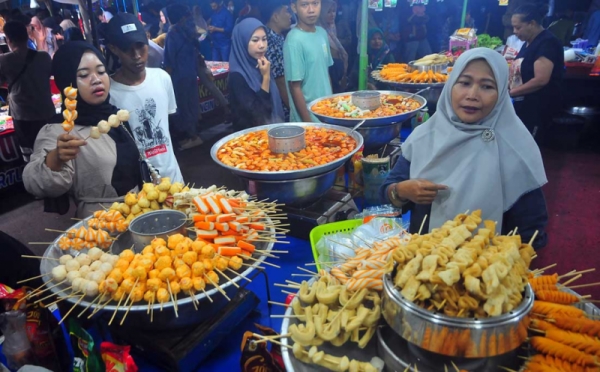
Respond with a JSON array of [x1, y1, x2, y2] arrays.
[[199, 62, 229, 115]]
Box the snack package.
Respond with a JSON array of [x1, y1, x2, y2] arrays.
[[0, 284, 62, 371], [449, 28, 478, 57], [100, 342, 138, 372], [69, 319, 103, 372], [240, 326, 285, 372]]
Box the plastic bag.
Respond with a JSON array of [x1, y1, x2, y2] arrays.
[[0, 311, 33, 370], [100, 342, 138, 372], [240, 325, 285, 372], [69, 319, 103, 372]]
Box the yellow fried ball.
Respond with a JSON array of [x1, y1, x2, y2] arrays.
[[193, 277, 206, 291], [154, 256, 173, 271], [191, 261, 206, 277], [167, 234, 185, 250], [176, 264, 191, 279], [151, 237, 167, 249]]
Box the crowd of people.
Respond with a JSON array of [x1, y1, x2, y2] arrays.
[[0, 0, 594, 221]]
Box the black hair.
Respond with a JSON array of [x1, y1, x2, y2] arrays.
[[3, 21, 29, 45], [259, 0, 287, 24], [64, 27, 84, 42], [10, 14, 32, 28], [36, 9, 51, 21], [166, 3, 190, 24], [514, 3, 548, 25]]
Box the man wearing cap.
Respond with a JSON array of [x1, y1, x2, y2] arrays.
[[105, 13, 185, 183]]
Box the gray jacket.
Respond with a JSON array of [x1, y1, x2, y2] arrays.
[[23, 124, 138, 217]]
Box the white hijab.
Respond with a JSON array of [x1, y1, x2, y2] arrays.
[[402, 48, 547, 231]]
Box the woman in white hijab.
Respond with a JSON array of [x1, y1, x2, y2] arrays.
[[381, 48, 549, 249]]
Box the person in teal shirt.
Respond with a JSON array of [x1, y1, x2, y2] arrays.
[[284, 0, 333, 122]]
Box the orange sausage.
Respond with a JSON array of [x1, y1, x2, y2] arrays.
[[237, 240, 255, 253], [218, 246, 242, 256]]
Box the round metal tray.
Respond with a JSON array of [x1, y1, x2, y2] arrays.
[[381, 272, 534, 358], [210, 122, 363, 181], [39, 216, 274, 323], [280, 289, 380, 372], [307, 90, 427, 127]]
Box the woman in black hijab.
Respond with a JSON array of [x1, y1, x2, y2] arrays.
[[23, 42, 142, 217]]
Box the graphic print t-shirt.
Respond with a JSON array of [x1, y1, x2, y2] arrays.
[[109, 68, 183, 183]]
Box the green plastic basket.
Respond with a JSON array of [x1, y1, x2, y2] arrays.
[[309, 219, 364, 271]]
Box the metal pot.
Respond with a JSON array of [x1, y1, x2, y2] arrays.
[[237, 167, 339, 207], [408, 61, 449, 73], [128, 210, 188, 250], [211, 123, 363, 181], [351, 91, 382, 111], [357, 122, 402, 150], [307, 90, 427, 127], [381, 273, 533, 358]]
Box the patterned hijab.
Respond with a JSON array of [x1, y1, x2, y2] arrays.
[[401, 48, 547, 230]]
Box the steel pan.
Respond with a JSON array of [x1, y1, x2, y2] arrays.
[[307, 90, 427, 127], [381, 273, 534, 358], [39, 215, 275, 329], [211, 122, 363, 181], [237, 167, 339, 207]]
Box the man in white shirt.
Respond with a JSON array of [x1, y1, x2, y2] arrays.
[[105, 13, 184, 183]]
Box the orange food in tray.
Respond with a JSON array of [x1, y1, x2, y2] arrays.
[[216, 127, 356, 171], [311, 94, 422, 119]]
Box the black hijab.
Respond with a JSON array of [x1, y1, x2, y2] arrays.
[[51, 41, 141, 197]]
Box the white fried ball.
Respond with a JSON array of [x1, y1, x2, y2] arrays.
[[65, 259, 81, 272], [89, 126, 101, 139], [78, 265, 91, 278], [90, 261, 102, 271], [84, 281, 99, 297], [87, 247, 103, 261], [108, 114, 120, 128], [99, 262, 113, 275], [59, 255, 73, 265], [66, 271, 81, 284], [89, 271, 106, 283], [97, 120, 111, 134], [72, 277, 86, 293], [116, 109, 130, 122], [100, 253, 112, 263], [75, 253, 91, 266], [51, 265, 67, 282]]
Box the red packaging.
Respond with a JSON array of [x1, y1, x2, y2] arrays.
[[100, 342, 138, 372]]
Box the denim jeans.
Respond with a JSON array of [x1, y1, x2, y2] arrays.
[[212, 44, 231, 61]]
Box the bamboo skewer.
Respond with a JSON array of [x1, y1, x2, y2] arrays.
[[327, 290, 359, 329], [418, 214, 428, 235], [286, 280, 301, 286], [166, 280, 179, 318], [281, 290, 295, 296], [215, 268, 240, 288], [120, 294, 138, 326], [205, 275, 230, 301], [28, 242, 56, 245], [29, 280, 67, 299], [274, 283, 300, 289], [44, 292, 77, 308], [561, 274, 583, 287], [200, 287, 213, 303], [189, 291, 198, 311], [88, 297, 111, 318], [568, 281, 600, 290], [21, 255, 59, 261], [35, 286, 73, 303], [528, 230, 539, 246], [45, 228, 68, 233], [253, 333, 291, 344], [559, 268, 596, 279], [296, 266, 318, 275], [59, 293, 86, 325], [268, 301, 289, 307], [227, 268, 252, 283], [531, 263, 557, 274], [239, 255, 280, 268], [78, 293, 102, 317], [17, 273, 46, 284], [109, 295, 127, 326]]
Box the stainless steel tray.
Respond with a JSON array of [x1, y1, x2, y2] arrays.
[[39, 216, 274, 315], [307, 91, 427, 127], [210, 122, 363, 181]]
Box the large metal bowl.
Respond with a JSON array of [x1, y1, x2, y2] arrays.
[[307, 90, 427, 127], [237, 166, 338, 207], [371, 71, 445, 107], [381, 273, 533, 358], [211, 122, 363, 181], [358, 122, 402, 150], [39, 215, 275, 329], [128, 210, 188, 248]]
